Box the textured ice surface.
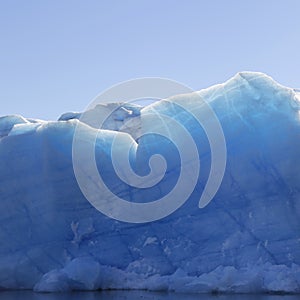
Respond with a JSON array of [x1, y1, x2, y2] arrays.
[[0, 72, 299, 293]]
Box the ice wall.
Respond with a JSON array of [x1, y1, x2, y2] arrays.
[[0, 72, 299, 293]]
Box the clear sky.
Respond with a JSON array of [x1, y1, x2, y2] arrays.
[[1, 0, 300, 120]]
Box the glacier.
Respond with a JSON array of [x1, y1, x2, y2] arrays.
[[0, 72, 299, 293]]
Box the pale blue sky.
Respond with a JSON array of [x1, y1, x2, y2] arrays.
[[1, 0, 300, 120]]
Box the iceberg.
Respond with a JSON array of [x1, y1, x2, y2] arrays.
[[0, 72, 299, 293]]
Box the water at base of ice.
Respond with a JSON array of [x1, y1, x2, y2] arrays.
[[0, 291, 298, 300]]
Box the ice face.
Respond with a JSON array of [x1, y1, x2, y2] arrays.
[[0, 72, 299, 292]]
